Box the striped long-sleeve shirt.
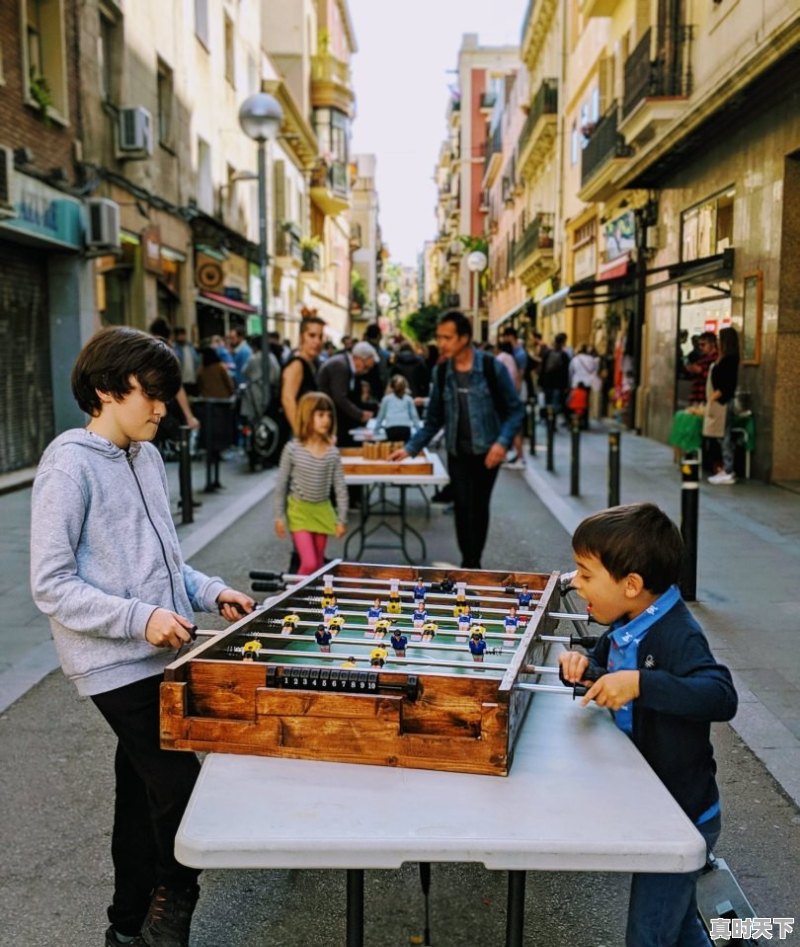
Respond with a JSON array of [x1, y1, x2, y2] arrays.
[[273, 440, 348, 523]]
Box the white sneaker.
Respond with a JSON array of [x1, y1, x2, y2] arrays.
[[708, 471, 736, 485], [504, 459, 526, 470]]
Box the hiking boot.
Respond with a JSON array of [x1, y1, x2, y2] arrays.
[[139, 884, 199, 947], [105, 927, 145, 946]]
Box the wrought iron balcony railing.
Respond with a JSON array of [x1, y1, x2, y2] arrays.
[[623, 25, 694, 118]]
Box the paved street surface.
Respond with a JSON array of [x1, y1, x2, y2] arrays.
[[1, 434, 799, 945]]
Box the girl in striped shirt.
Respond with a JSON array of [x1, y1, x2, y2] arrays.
[[274, 392, 348, 574]]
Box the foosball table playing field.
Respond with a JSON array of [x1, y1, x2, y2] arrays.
[[160, 561, 597, 777]]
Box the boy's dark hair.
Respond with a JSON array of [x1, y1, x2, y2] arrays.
[[572, 502, 683, 593], [72, 326, 182, 416], [437, 309, 473, 340]]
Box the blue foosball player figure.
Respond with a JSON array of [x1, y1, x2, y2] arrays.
[[390, 629, 408, 656], [366, 598, 382, 637], [315, 624, 333, 653], [504, 606, 520, 644], [457, 605, 472, 641], [518, 583, 533, 609], [323, 597, 338, 626], [469, 630, 487, 663], [413, 579, 426, 604]]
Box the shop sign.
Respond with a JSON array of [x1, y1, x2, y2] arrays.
[[602, 210, 635, 261], [1, 174, 82, 249], [142, 226, 163, 274], [573, 242, 596, 282]]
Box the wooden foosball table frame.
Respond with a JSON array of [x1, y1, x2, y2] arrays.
[[161, 561, 565, 776]]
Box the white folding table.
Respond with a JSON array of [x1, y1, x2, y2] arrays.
[[343, 451, 449, 564], [176, 692, 705, 946]]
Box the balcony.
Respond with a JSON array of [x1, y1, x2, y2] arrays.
[[310, 52, 355, 117], [520, 0, 558, 70], [300, 246, 321, 274], [479, 92, 497, 113], [620, 26, 693, 146], [274, 223, 303, 270], [518, 79, 558, 182], [579, 102, 633, 202], [310, 159, 350, 216], [580, 0, 622, 17], [513, 213, 555, 288]]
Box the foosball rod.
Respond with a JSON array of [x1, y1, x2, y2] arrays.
[[286, 602, 531, 625], [223, 646, 511, 673], [255, 571, 550, 601], [261, 616, 526, 642], [225, 627, 519, 651], [288, 588, 545, 610]]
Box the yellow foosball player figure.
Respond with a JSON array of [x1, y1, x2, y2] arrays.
[[386, 578, 402, 614], [421, 621, 438, 642], [370, 646, 388, 668], [281, 613, 300, 636], [242, 640, 262, 661], [321, 574, 335, 608], [374, 618, 391, 640], [328, 615, 345, 636], [453, 581, 468, 618], [340, 656, 358, 669]]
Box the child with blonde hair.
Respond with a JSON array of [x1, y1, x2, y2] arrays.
[[273, 392, 348, 574], [374, 374, 421, 442]]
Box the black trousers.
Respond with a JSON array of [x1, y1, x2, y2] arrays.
[[92, 675, 200, 936], [448, 452, 500, 569]]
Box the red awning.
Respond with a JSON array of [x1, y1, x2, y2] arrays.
[[598, 256, 631, 280], [198, 291, 257, 314]]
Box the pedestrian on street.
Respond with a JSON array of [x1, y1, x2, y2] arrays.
[[30, 326, 255, 947], [280, 315, 325, 436], [559, 502, 737, 947], [374, 374, 421, 443], [390, 310, 524, 569], [317, 341, 378, 447], [705, 326, 740, 486]]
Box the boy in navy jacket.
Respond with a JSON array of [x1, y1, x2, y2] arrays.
[[559, 503, 737, 947]]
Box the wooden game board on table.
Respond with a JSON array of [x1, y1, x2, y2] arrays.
[[160, 561, 575, 777]]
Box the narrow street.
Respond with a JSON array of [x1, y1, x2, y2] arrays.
[[2, 472, 797, 946]]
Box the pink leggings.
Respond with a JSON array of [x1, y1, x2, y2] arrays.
[[291, 531, 328, 575]]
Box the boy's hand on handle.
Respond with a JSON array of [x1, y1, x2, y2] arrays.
[[217, 589, 256, 623], [581, 670, 640, 709], [558, 650, 590, 684], [274, 518, 287, 539], [388, 448, 409, 462], [146, 609, 197, 649], [335, 522, 347, 539]]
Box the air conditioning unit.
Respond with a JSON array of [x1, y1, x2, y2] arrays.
[[85, 198, 121, 250], [0, 146, 14, 218], [117, 107, 153, 158]]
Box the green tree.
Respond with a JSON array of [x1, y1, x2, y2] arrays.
[[402, 304, 442, 343]]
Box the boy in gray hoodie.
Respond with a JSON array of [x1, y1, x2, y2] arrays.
[[31, 327, 254, 947]]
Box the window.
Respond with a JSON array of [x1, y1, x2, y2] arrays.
[[23, 0, 68, 119], [157, 59, 174, 147], [197, 138, 213, 214], [195, 0, 209, 48], [224, 13, 235, 87], [97, 9, 118, 103], [570, 121, 579, 165], [680, 187, 735, 262]]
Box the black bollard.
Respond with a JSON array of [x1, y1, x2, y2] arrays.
[[528, 398, 537, 456], [545, 406, 555, 472], [178, 425, 194, 525], [570, 413, 581, 497], [679, 456, 699, 601], [608, 427, 621, 507]]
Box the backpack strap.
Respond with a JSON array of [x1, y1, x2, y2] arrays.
[[436, 354, 506, 419]]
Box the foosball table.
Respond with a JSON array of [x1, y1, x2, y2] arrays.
[[161, 561, 594, 777]]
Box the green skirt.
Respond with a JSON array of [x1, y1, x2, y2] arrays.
[[286, 494, 338, 535]]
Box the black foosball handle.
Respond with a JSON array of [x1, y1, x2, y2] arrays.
[[249, 570, 283, 581], [251, 580, 285, 592], [570, 634, 600, 649], [558, 664, 607, 698]]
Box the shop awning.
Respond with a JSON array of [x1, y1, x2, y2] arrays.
[[538, 286, 570, 318], [489, 299, 528, 333], [566, 249, 734, 308], [197, 291, 258, 314]]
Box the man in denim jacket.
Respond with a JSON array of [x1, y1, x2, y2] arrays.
[[391, 310, 524, 568]]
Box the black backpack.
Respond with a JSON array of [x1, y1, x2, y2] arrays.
[[436, 354, 508, 420]]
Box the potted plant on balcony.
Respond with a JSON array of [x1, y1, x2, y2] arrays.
[[538, 221, 554, 248], [300, 236, 321, 272], [28, 68, 53, 123]]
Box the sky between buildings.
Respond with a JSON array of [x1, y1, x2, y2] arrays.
[[348, 0, 525, 270]]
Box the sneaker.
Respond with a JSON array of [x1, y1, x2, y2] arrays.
[[504, 459, 526, 470], [139, 883, 199, 947], [504, 451, 519, 464], [708, 471, 736, 485], [105, 928, 145, 946]]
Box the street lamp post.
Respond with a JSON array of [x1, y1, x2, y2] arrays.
[[238, 92, 284, 409], [466, 250, 488, 342]]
